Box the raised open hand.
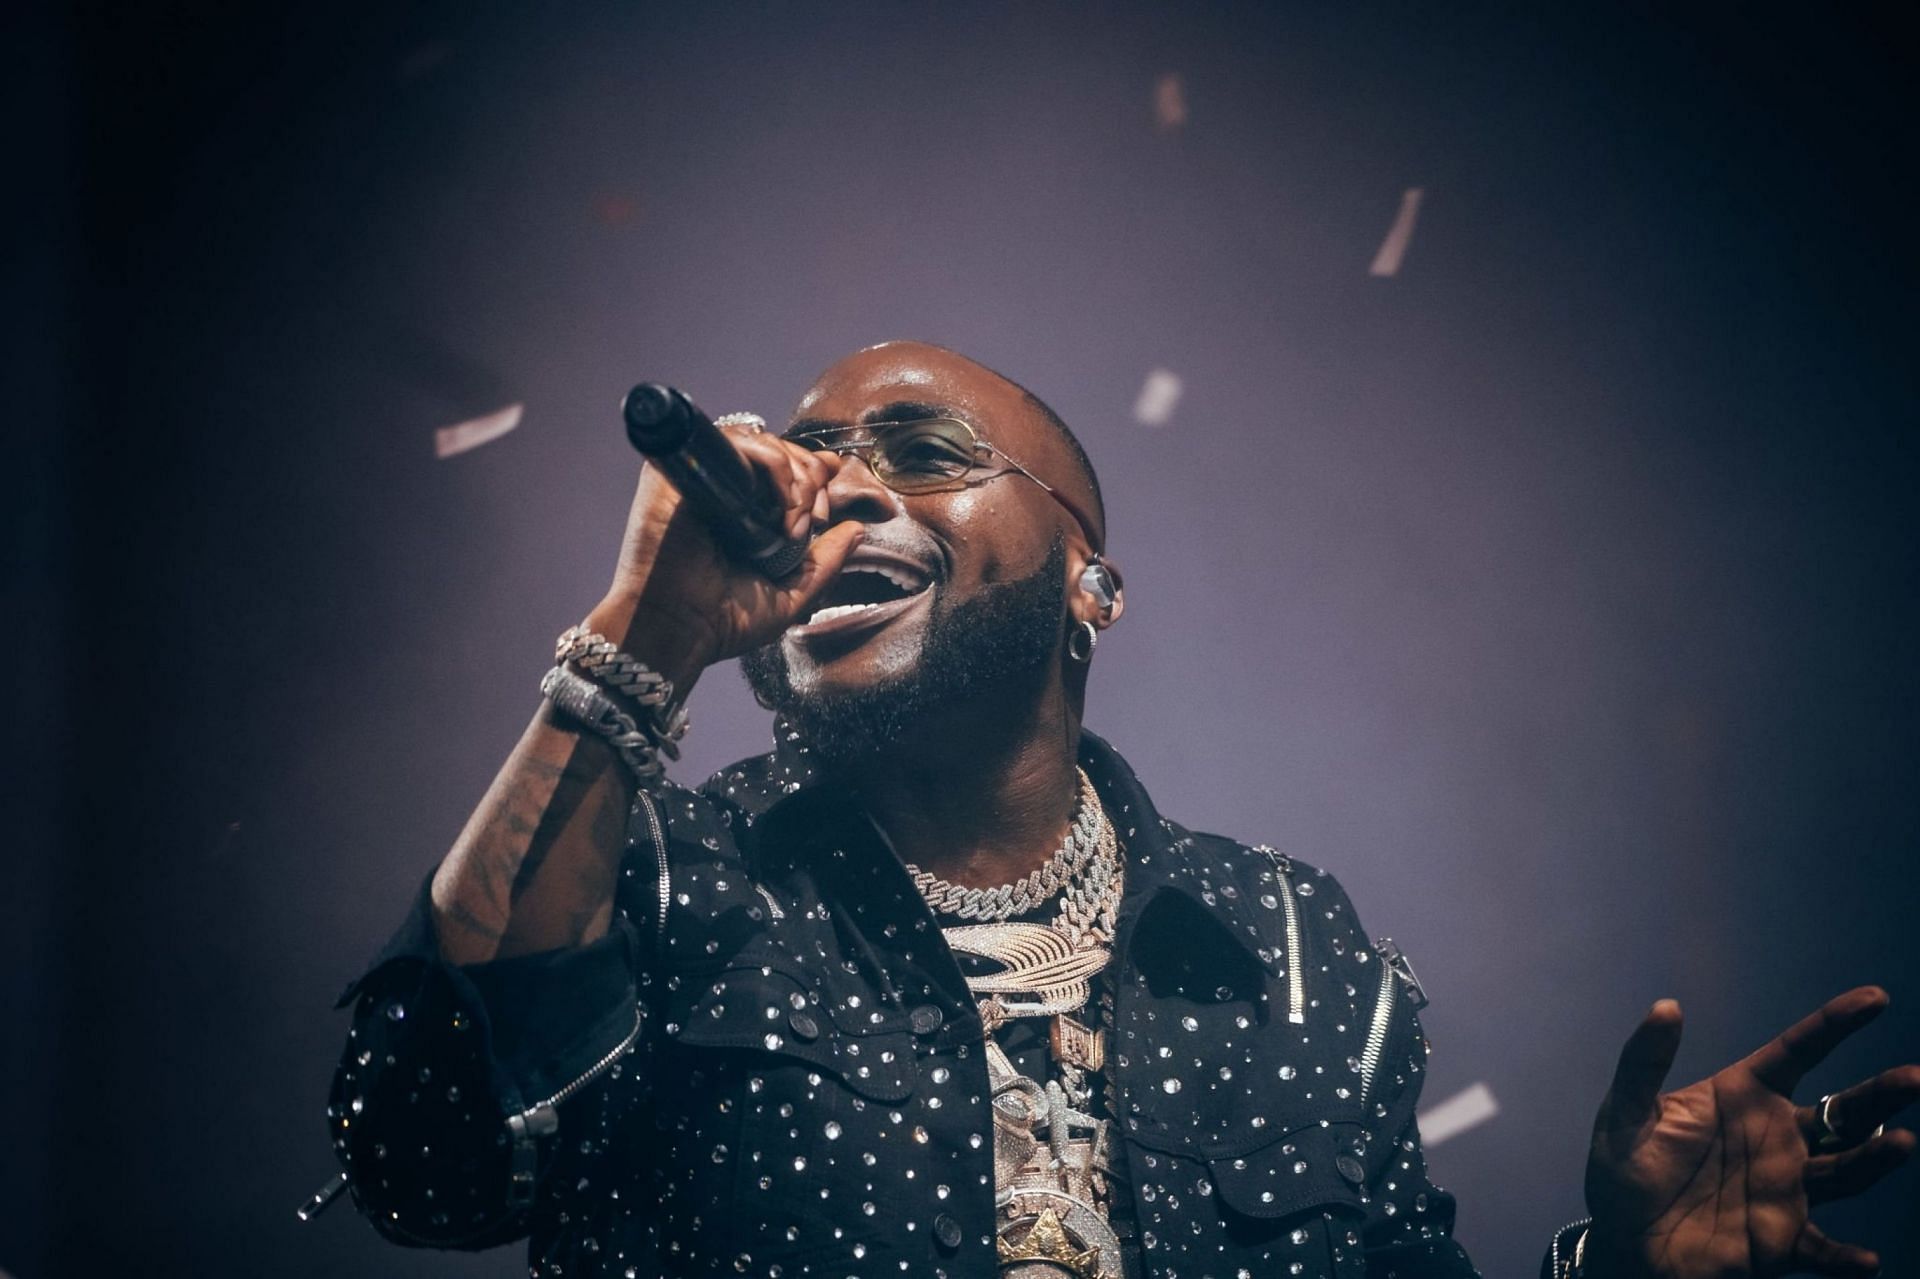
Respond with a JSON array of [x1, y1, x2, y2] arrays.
[[1584, 987, 1918, 1279]]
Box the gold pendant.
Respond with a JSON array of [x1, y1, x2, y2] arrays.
[[997, 1206, 1104, 1278], [1050, 1014, 1105, 1073]]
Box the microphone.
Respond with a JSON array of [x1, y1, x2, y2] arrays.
[[621, 382, 808, 578]]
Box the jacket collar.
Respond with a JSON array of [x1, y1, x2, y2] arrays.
[[734, 723, 1276, 974], [1076, 730, 1281, 973]]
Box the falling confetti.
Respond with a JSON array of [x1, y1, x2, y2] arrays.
[[1368, 187, 1425, 278], [1154, 73, 1187, 131], [434, 403, 524, 459], [1417, 1081, 1499, 1147], [1132, 369, 1184, 426]]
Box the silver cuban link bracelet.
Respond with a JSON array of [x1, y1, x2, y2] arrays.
[[555, 624, 690, 755], [539, 664, 667, 783]]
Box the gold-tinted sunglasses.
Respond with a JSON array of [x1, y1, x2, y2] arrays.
[[789, 417, 1100, 549]]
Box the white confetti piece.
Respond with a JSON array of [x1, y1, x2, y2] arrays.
[[1368, 187, 1425, 278], [1417, 1081, 1499, 1147], [1154, 73, 1187, 131], [1132, 369, 1183, 426], [434, 403, 524, 459]]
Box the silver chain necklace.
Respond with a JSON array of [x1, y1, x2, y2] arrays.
[[906, 769, 1103, 921]]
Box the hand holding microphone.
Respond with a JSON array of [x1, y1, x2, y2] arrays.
[[620, 383, 811, 578], [581, 383, 866, 688]]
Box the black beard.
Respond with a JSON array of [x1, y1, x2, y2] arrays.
[[741, 534, 1068, 767]]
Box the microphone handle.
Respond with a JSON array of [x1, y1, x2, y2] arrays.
[[621, 383, 809, 578]]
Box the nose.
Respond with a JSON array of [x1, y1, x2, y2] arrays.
[[823, 451, 902, 526]]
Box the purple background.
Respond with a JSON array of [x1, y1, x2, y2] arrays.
[[8, 4, 1916, 1276]]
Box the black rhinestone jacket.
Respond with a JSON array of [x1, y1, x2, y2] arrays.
[[329, 730, 1482, 1278]]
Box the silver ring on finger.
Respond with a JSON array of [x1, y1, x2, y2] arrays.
[[714, 411, 766, 434], [1813, 1093, 1883, 1151], [1814, 1093, 1845, 1149]]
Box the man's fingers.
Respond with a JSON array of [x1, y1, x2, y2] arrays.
[[777, 521, 867, 610], [797, 446, 834, 491], [782, 444, 828, 539], [782, 441, 842, 540], [732, 432, 801, 527], [1807, 1127, 1917, 1204], [1840, 1062, 1920, 1133], [1801, 1063, 1920, 1147], [1600, 999, 1684, 1130], [1744, 986, 1889, 1095], [740, 433, 845, 542], [1794, 1221, 1881, 1278]]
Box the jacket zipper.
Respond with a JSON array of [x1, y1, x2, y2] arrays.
[[635, 789, 670, 949], [1549, 1217, 1593, 1278], [1256, 846, 1307, 1024], [1357, 954, 1396, 1105], [506, 1001, 646, 1206], [300, 980, 649, 1221], [505, 788, 667, 1206], [1358, 938, 1428, 1106]]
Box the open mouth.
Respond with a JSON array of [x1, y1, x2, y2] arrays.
[[799, 555, 933, 633]]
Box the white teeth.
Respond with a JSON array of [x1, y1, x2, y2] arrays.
[[803, 562, 930, 627], [807, 602, 882, 625], [843, 564, 926, 593]]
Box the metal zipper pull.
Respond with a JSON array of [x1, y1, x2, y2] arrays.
[[1357, 938, 1428, 1107], [501, 1001, 646, 1207], [506, 1102, 560, 1207], [295, 1171, 349, 1222], [754, 883, 786, 920], [1375, 937, 1429, 1011]]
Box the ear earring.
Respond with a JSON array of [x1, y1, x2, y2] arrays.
[[1067, 620, 1098, 663], [1079, 558, 1116, 614]]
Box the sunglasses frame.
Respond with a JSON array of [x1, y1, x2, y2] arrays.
[[790, 417, 1102, 549]]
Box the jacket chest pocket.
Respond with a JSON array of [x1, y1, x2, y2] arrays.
[[1124, 1121, 1372, 1279], [1116, 991, 1375, 1279], [657, 963, 923, 1267]]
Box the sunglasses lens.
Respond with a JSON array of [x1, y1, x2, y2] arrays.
[[872, 420, 977, 491]]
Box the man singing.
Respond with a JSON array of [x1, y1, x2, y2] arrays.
[[323, 341, 1915, 1278]]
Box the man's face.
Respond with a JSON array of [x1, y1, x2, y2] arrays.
[[740, 341, 1100, 758]]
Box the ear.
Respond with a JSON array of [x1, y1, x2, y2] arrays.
[[1070, 552, 1126, 629]]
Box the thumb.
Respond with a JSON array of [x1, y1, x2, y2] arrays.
[[1601, 999, 1684, 1131], [777, 521, 867, 613]]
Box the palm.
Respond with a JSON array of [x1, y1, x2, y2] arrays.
[[1582, 989, 1917, 1279], [1590, 1064, 1808, 1274]]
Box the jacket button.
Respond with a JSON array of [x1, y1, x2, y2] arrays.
[[788, 1010, 820, 1041], [910, 1005, 944, 1035], [933, 1213, 962, 1249], [1335, 1153, 1366, 1185]]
